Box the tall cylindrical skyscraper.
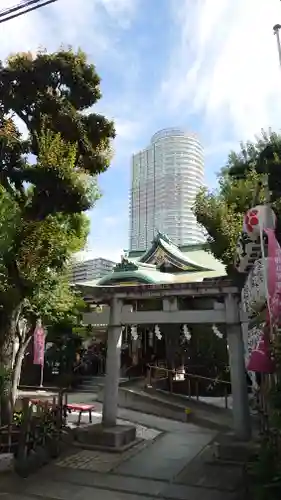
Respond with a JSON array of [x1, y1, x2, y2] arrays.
[[129, 128, 205, 251]]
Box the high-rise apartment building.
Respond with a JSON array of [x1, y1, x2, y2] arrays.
[[71, 258, 116, 283], [129, 128, 205, 251]]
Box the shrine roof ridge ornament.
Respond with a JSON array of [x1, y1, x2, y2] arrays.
[[153, 231, 174, 246], [113, 259, 139, 272], [113, 257, 157, 273]]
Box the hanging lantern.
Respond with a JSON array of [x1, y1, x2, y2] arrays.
[[155, 324, 162, 340], [247, 334, 275, 374], [212, 324, 223, 339], [131, 325, 138, 340], [183, 324, 191, 342], [243, 205, 276, 241]]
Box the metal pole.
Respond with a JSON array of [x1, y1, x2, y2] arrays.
[[273, 24, 281, 69], [40, 363, 44, 388]]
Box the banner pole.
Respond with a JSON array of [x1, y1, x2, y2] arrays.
[[40, 361, 44, 388]]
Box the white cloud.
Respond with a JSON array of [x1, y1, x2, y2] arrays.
[[112, 117, 144, 159], [164, 0, 281, 143], [0, 0, 139, 64], [115, 118, 142, 141]]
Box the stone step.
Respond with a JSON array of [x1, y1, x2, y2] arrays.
[[80, 382, 102, 388], [22, 450, 241, 499], [16, 474, 240, 500], [79, 376, 105, 383], [75, 387, 101, 394], [79, 377, 128, 388], [76, 377, 130, 394]]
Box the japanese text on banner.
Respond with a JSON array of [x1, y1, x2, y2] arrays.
[[33, 327, 45, 365]]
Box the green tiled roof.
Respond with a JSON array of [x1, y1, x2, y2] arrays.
[[84, 232, 226, 286], [97, 269, 175, 285], [83, 267, 225, 287], [127, 232, 225, 275], [181, 249, 225, 273], [159, 238, 211, 270]]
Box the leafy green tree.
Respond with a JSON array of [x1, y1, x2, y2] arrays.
[[0, 47, 115, 419], [223, 130, 281, 187], [0, 129, 91, 360], [192, 133, 281, 271], [11, 271, 85, 403], [0, 49, 115, 179], [195, 171, 265, 271]]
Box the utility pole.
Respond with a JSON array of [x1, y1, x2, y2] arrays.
[[273, 24, 281, 69]]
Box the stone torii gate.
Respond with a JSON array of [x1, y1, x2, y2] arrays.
[[80, 279, 251, 442]]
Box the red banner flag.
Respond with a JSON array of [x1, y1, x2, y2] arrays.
[[33, 326, 45, 365]]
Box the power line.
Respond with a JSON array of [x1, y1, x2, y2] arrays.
[[0, 0, 58, 24], [0, 1, 43, 19]]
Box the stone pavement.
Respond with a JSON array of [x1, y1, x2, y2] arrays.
[[1, 410, 245, 500]]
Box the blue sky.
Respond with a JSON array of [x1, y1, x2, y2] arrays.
[[1, 0, 281, 261]]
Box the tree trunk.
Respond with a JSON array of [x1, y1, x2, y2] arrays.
[[0, 329, 13, 426], [11, 336, 31, 407], [0, 304, 23, 424]]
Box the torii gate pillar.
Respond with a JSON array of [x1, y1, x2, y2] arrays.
[[102, 296, 123, 428], [225, 295, 251, 440]]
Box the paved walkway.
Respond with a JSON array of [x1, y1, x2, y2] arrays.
[[1, 408, 244, 500]]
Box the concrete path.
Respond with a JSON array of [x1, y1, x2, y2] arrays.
[[115, 430, 212, 480], [1, 409, 244, 500]]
